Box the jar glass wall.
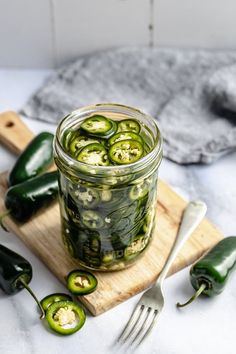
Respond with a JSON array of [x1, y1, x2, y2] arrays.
[[54, 103, 162, 271]]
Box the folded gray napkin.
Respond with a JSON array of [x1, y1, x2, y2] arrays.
[[21, 47, 236, 164]]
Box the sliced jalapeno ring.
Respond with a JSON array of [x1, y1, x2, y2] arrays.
[[45, 300, 86, 335], [77, 143, 109, 166], [63, 130, 76, 151], [67, 270, 98, 295], [108, 139, 143, 165], [117, 119, 141, 134], [108, 131, 143, 146], [62, 232, 77, 258], [81, 115, 112, 135], [40, 293, 73, 312], [129, 180, 149, 201], [106, 120, 118, 138], [69, 135, 100, 154], [81, 210, 104, 229], [74, 186, 100, 209], [124, 234, 147, 260]]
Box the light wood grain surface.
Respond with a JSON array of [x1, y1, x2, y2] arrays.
[[0, 111, 223, 315]]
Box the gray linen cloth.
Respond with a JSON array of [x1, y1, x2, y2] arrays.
[[21, 47, 236, 164]]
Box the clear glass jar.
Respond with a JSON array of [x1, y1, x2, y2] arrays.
[[54, 103, 162, 271]]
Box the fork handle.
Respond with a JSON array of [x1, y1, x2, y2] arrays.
[[157, 200, 207, 284]]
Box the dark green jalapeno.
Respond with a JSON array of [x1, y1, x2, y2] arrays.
[[0, 244, 45, 318], [177, 236, 236, 308], [8, 132, 54, 186], [45, 300, 86, 335], [0, 171, 58, 225]]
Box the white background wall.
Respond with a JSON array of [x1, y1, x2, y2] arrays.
[[0, 0, 236, 68]]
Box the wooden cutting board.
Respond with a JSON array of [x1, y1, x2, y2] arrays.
[[0, 111, 223, 315]]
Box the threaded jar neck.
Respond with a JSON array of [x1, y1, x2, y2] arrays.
[[54, 103, 162, 185]]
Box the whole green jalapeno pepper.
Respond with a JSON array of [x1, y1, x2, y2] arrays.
[[8, 132, 54, 186], [177, 236, 236, 308], [0, 171, 58, 225], [0, 244, 45, 318]]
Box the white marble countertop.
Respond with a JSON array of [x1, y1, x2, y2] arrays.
[[0, 69, 236, 354]]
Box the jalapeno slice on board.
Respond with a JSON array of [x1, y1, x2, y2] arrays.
[[77, 143, 109, 166], [117, 119, 141, 134], [45, 300, 86, 335], [67, 270, 98, 295], [108, 131, 143, 146], [40, 293, 72, 312], [108, 139, 143, 164]]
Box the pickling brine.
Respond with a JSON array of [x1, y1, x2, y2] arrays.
[[54, 104, 162, 271]]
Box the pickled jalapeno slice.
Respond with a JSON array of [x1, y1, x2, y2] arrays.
[[69, 135, 100, 154], [40, 293, 73, 312], [81, 210, 104, 229], [117, 119, 141, 134], [63, 130, 76, 151], [124, 234, 147, 260], [67, 270, 98, 295], [62, 232, 77, 257], [108, 131, 143, 146], [77, 143, 109, 166], [74, 186, 100, 209], [129, 180, 149, 200], [80, 115, 116, 138], [45, 300, 86, 335], [108, 139, 143, 164]]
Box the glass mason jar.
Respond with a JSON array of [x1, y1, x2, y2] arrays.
[[54, 103, 162, 271]]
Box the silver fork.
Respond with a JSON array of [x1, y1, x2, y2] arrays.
[[117, 200, 207, 348]]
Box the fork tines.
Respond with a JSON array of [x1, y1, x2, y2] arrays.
[[118, 304, 159, 347]]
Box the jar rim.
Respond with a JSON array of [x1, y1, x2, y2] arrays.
[[54, 103, 163, 177]]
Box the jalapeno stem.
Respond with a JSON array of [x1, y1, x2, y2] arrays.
[[176, 283, 207, 308], [18, 277, 45, 319], [0, 209, 11, 231]]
